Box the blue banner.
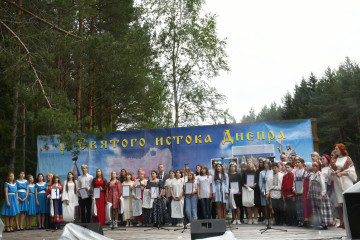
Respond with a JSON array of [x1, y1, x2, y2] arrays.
[[37, 119, 314, 181]]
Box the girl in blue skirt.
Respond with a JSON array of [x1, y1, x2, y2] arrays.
[[1, 172, 20, 232], [35, 173, 48, 229], [26, 175, 36, 229], [16, 170, 29, 230]]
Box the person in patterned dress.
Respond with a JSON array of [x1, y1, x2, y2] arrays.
[[47, 175, 63, 230], [308, 162, 332, 230], [144, 170, 165, 227]]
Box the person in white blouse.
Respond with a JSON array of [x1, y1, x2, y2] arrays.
[[329, 143, 357, 229], [266, 163, 284, 225], [77, 164, 93, 223]]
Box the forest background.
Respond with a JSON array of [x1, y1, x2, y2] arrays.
[[0, 0, 359, 182]]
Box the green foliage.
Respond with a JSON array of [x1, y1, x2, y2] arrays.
[[241, 57, 360, 172], [0, 0, 233, 182], [140, 0, 232, 127]]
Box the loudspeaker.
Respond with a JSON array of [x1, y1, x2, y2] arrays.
[[75, 222, 104, 235], [190, 219, 226, 240], [344, 192, 360, 239]]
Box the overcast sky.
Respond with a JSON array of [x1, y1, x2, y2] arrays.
[[204, 0, 360, 122]]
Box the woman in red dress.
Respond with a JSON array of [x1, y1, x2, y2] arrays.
[[92, 169, 107, 225]]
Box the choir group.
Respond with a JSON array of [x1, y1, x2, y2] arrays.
[[1, 143, 357, 233]]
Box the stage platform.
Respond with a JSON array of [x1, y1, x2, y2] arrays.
[[2, 223, 347, 240]]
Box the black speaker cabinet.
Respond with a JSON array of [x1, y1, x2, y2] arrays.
[[190, 219, 226, 240], [344, 192, 360, 239], [75, 222, 104, 235]]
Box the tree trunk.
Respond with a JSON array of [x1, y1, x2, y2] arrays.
[[99, 90, 103, 132], [22, 101, 26, 171], [10, 0, 22, 172], [108, 100, 112, 130], [77, 18, 83, 131], [88, 17, 95, 129], [10, 86, 19, 173]]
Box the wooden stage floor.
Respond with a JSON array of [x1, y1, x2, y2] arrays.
[[2, 223, 347, 240]]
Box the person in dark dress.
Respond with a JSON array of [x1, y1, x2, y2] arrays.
[[228, 163, 242, 225], [242, 161, 260, 224], [144, 170, 166, 226]]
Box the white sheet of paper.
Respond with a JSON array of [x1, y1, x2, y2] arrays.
[[185, 182, 193, 194], [94, 188, 100, 199], [230, 182, 239, 193], [51, 188, 60, 199], [135, 187, 142, 199], [79, 188, 89, 199], [123, 185, 130, 197], [247, 175, 255, 187], [151, 186, 159, 199]]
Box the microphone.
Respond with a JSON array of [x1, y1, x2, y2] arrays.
[[185, 162, 189, 165]]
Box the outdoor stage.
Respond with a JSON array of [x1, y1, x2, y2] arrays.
[[2, 223, 347, 240]]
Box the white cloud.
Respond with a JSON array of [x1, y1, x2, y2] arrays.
[[286, 130, 311, 139], [103, 147, 172, 178]]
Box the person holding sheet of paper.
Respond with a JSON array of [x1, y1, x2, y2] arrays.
[[78, 164, 94, 223], [46, 175, 63, 229], [170, 169, 185, 227], [242, 161, 260, 224], [62, 172, 78, 223], [184, 171, 198, 227], [259, 160, 273, 225], [228, 163, 242, 225], [212, 163, 229, 219], [105, 171, 122, 228], [133, 170, 148, 226], [92, 169, 107, 225], [123, 172, 134, 227], [266, 163, 284, 226], [164, 170, 176, 226], [144, 170, 165, 227]]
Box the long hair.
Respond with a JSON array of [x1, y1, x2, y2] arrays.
[[111, 171, 118, 182], [195, 165, 202, 176], [214, 164, 225, 180], [46, 173, 53, 184], [188, 171, 195, 183], [175, 169, 183, 178], [200, 165, 209, 176], [27, 174, 34, 184], [96, 168, 105, 181], [334, 143, 349, 156], [66, 171, 77, 194], [53, 175, 61, 184]]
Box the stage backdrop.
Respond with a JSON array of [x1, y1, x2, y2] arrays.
[[37, 119, 314, 180]]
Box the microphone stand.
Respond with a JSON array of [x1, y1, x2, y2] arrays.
[[259, 170, 287, 234]]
